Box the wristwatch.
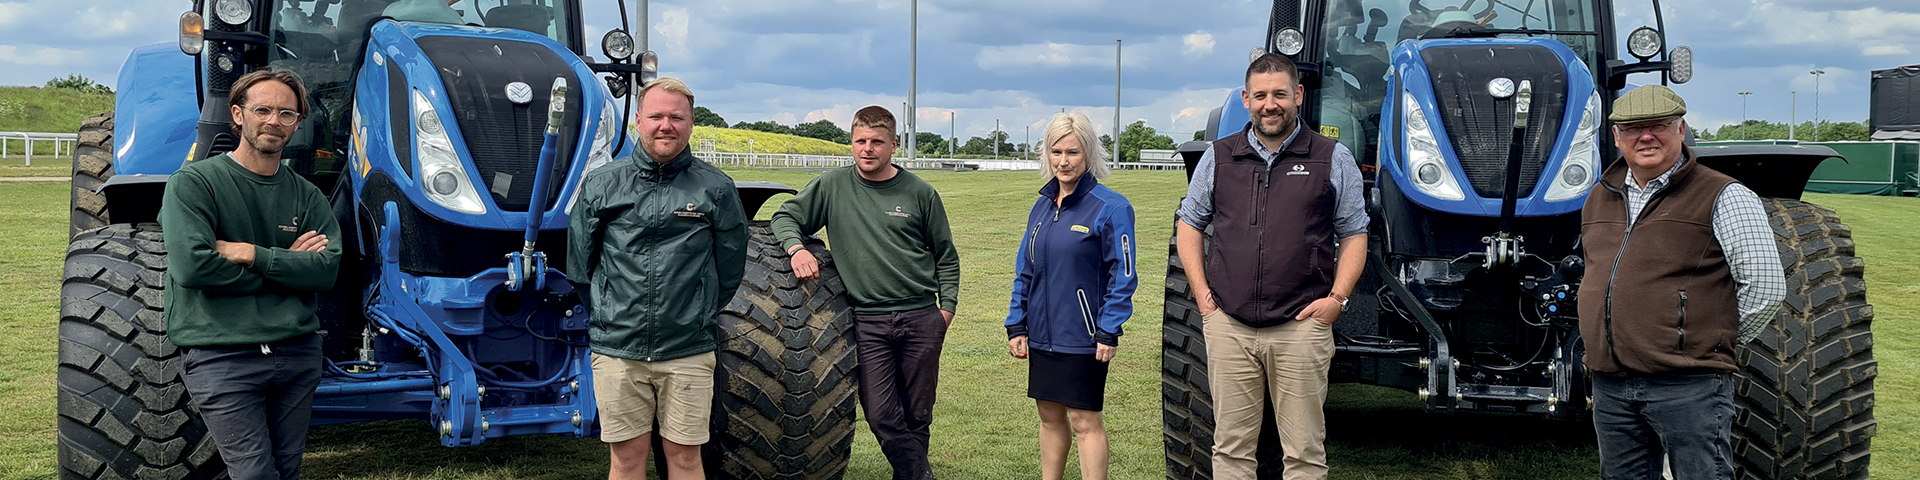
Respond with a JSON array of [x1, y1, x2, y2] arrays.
[[1331, 292, 1349, 312]]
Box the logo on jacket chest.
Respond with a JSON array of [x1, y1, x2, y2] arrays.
[[1285, 163, 1310, 176], [279, 215, 300, 233], [674, 202, 705, 218], [886, 205, 912, 218]]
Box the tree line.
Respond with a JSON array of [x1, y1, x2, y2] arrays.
[[1694, 119, 1871, 142]]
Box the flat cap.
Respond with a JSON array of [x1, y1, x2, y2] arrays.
[[1610, 84, 1687, 123]]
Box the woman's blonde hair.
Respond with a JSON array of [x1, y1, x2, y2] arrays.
[[1040, 111, 1110, 180]]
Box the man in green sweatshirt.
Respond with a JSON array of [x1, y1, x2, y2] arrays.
[[159, 68, 342, 480], [771, 105, 961, 480]]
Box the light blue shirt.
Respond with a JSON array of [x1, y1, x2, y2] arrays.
[[1176, 123, 1369, 239]]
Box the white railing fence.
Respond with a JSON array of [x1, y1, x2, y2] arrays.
[[698, 151, 1184, 172], [0, 132, 80, 166]]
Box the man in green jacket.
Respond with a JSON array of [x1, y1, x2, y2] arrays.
[[772, 105, 961, 480], [160, 68, 343, 480], [567, 77, 747, 480]]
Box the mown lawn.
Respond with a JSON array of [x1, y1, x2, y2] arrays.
[[1, 173, 1913, 479]]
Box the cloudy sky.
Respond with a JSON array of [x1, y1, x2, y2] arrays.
[[2, 0, 1916, 143]]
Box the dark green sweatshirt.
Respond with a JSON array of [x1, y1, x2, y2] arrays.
[[159, 154, 342, 347], [770, 165, 960, 313]]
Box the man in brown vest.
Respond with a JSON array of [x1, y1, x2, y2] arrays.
[[1175, 53, 1369, 480], [1578, 85, 1785, 479]]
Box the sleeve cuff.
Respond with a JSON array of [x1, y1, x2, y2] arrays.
[[1094, 329, 1120, 346], [248, 245, 275, 274], [1006, 324, 1028, 339], [940, 299, 958, 313]]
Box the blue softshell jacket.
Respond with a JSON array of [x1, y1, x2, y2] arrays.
[[1005, 173, 1138, 354]]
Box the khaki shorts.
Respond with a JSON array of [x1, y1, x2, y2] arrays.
[[592, 351, 716, 445]]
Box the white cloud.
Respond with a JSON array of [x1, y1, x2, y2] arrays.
[[976, 42, 1101, 72], [1183, 32, 1215, 56], [0, 45, 81, 67], [1864, 45, 1909, 56]]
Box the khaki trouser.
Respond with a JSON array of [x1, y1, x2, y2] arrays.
[[1203, 308, 1335, 480]]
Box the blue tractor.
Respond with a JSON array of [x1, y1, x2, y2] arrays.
[[59, 1, 857, 478], [1161, 0, 1876, 478]]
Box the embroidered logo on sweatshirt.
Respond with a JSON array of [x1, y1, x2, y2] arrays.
[[675, 202, 705, 218], [279, 215, 299, 233], [886, 205, 912, 218]]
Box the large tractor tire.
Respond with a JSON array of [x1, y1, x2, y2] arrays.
[[1162, 233, 1285, 479], [1732, 198, 1876, 480], [707, 222, 858, 480], [70, 113, 114, 238], [58, 223, 225, 480]]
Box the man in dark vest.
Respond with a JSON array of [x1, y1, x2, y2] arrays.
[[1578, 85, 1784, 479], [1174, 52, 1369, 480]]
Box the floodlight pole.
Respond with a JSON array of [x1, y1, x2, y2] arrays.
[[907, 0, 917, 161], [1811, 69, 1826, 142], [1113, 39, 1122, 168], [1738, 91, 1752, 140]]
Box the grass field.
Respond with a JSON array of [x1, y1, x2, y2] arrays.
[[0, 171, 1914, 479], [0, 86, 113, 159], [692, 127, 851, 156]]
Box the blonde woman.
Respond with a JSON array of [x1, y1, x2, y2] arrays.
[[1005, 111, 1137, 480]]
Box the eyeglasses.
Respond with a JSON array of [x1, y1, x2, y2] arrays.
[[242, 105, 304, 125], [1616, 119, 1677, 137]]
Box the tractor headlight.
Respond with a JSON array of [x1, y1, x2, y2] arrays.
[[1668, 46, 1693, 84], [1272, 28, 1305, 56], [1627, 27, 1662, 60], [412, 89, 487, 214], [1403, 91, 1464, 201], [567, 98, 621, 213], [1544, 93, 1601, 202], [601, 29, 635, 61], [215, 0, 253, 25]]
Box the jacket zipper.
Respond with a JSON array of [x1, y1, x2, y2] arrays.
[[1601, 180, 1666, 369], [1078, 288, 1096, 339], [1677, 290, 1688, 352]]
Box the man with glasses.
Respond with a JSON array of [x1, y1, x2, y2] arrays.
[[159, 67, 342, 480], [1578, 85, 1784, 480]]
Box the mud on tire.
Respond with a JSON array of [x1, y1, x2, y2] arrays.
[[707, 222, 858, 480], [58, 223, 225, 480], [1732, 198, 1876, 480]]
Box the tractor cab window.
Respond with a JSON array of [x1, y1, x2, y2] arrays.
[[451, 0, 575, 44], [1313, 0, 1601, 166], [269, 0, 362, 190]]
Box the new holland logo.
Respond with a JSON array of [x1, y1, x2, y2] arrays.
[[1286, 163, 1310, 176], [279, 215, 300, 233], [675, 202, 705, 218], [886, 205, 912, 218]]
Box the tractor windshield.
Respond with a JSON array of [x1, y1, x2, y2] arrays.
[[265, 0, 581, 185], [1313, 0, 1601, 163]]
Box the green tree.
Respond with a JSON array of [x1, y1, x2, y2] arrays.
[[1100, 134, 1114, 157], [794, 119, 850, 143], [693, 106, 727, 128], [914, 132, 947, 156], [1117, 120, 1176, 163], [1193, 130, 1206, 141], [1697, 119, 1870, 142], [731, 120, 794, 136], [45, 74, 112, 95]]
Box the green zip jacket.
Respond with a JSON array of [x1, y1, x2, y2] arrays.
[[160, 154, 343, 347], [770, 165, 959, 314], [568, 149, 747, 362]]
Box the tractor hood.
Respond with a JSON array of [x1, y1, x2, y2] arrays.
[[1384, 37, 1602, 217], [352, 21, 620, 231]]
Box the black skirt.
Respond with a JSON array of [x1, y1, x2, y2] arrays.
[[1027, 348, 1111, 411]]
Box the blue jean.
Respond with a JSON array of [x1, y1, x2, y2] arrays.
[[179, 333, 324, 480], [1591, 372, 1735, 480]]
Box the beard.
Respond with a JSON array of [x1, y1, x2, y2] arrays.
[[1255, 111, 1295, 139], [243, 126, 288, 155]]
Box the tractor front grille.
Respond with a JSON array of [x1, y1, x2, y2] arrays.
[[1421, 45, 1568, 199], [415, 36, 582, 213]]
